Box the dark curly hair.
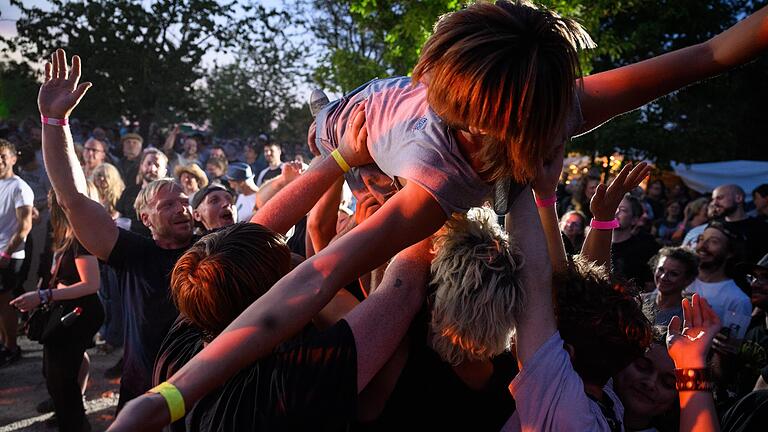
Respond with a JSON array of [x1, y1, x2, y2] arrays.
[[555, 256, 652, 385]]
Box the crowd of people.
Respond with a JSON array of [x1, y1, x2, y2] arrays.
[[1, 1, 768, 431]]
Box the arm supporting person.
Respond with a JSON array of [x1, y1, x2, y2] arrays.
[[39, 50, 117, 261], [579, 6, 768, 133], [168, 180, 446, 409], [506, 188, 556, 366]]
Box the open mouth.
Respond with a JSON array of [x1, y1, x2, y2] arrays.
[[221, 210, 234, 222]]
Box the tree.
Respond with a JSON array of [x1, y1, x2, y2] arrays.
[[2, 0, 239, 138], [0, 60, 40, 120], [201, 4, 308, 139]]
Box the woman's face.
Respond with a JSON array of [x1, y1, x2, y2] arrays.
[[562, 213, 584, 238], [614, 343, 677, 424], [654, 256, 691, 295], [94, 172, 109, 192], [180, 172, 199, 194], [666, 202, 682, 219]]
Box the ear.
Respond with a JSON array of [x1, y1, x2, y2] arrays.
[[192, 209, 202, 222], [140, 211, 152, 229]]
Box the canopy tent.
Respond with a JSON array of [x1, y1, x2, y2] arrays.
[[671, 160, 768, 196]]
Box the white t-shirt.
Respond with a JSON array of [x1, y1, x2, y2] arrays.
[[235, 193, 257, 223], [685, 278, 752, 338], [502, 331, 625, 432], [0, 175, 34, 259]]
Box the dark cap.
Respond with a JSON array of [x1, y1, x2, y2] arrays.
[[224, 162, 254, 182], [737, 253, 768, 275], [190, 183, 234, 210]]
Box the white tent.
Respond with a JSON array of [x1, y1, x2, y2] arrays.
[[671, 160, 768, 196]]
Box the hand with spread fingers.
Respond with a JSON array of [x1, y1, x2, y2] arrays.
[[337, 101, 372, 168], [589, 161, 651, 221], [38, 49, 92, 119], [667, 294, 721, 369]]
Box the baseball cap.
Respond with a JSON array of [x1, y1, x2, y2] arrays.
[[190, 183, 235, 210], [225, 162, 254, 182]]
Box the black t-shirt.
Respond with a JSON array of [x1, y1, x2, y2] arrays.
[[611, 232, 660, 287], [48, 240, 104, 347], [256, 166, 282, 186], [724, 217, 768, 264], [154, 317, 358, 432], [107, 229, 193, 405], [115, 184, 152, 238], [721, 390, 768, 432], [117, 157, 140, 188], [357, 309, 518, 432]]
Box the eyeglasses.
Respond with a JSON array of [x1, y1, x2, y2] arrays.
[[746, 274, 768, 285]]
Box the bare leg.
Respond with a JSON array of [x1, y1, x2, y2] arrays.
[[0, 291, 17, 350], [78, 352, 90, 396]]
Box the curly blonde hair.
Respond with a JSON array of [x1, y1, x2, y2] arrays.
[[429, 207, 525, 365], [92, 163, 125, 216]]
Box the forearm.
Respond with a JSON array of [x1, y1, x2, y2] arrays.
[[42, 124, 88, 204], [50, 281, 100, 301], [4, 231, 28, 256], [251, 156, 343, 234], [708, 6, 768, 69], [307, 178, 343, 253], [580, 229, 612, 267], [506, 188, 556, 364], [254, 175, 286, 209], [537, 205, 567, 274], [679, 392, 721, 432]]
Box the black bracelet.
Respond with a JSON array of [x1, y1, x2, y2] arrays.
[[675, 368, 714, 392]]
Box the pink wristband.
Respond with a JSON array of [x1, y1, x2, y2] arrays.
[[40, 115, 68, 126], [534, 195, 557, 208], [0, 251, 11, 259], [590, 218, 620, 230]]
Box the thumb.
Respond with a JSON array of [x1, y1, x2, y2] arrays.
[[72, 81, 92, 104], [668, 315, 682, 337]]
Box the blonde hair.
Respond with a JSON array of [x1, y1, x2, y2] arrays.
[[412, 0, 593, 183], [133, 178, 177, 220], [92, 163, 125, 215], [429, 206, 525, 365]]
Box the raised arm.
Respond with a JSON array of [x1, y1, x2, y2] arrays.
[[667, 294, 722, 432], [580, 162, 650, 266], [161, 125, 180, 158], [39, 50, 117, 261], [253, 160, 304, 210], [505, 187, 556, 365], [531, 144, 568, 274], [251, 104, 368, 234], [578, 6, 768, 133]]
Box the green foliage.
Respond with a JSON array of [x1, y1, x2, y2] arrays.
[[2, 0, 238, 136], [0, 61, 40, 120], [202, 5, 308, 139]]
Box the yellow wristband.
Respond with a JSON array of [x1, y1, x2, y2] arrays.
[[330, 149, 350, 173], [149, 381, 185, 423]]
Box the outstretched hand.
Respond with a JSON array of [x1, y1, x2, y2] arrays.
[[38, 49, 92, 119], [589, 161, 651, 221], [667, 294, 721, 369], [337, 101, 372, 168]]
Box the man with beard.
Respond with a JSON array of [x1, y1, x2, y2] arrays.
[[38, 50, 197, 408], [686, 223, 751, 337], [191, 184, 237, 233], [712, 184, 768, 264], [115, 148, 168, 237]]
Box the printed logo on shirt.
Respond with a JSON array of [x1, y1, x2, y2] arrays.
[[413, 117, 428, 131]]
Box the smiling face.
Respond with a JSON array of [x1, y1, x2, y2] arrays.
[[654, 256, 693, 295], [193, 190, 236, 231], [0, 146, 17, 179], [140, 153, 167, 184], [83, 138, 107, 169], [141, 183, 194, 244], [614, 343, 677, 426], [695, 227, 731, 271]]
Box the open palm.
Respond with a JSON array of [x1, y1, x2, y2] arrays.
[[38, 49, 92, 119], [667, 294, 721, 369], [589, 161, 651, 221]]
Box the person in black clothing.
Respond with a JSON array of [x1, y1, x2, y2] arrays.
[[752, 184, 768, 222], [116, 133, 143, 187], [612, 193, 660, 291], [255, 142, 283, 186], [115, 147, 168, 238], [38, 55, 196, 410], [12, 190, 104, 432], [712, 184, 768, 264]]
